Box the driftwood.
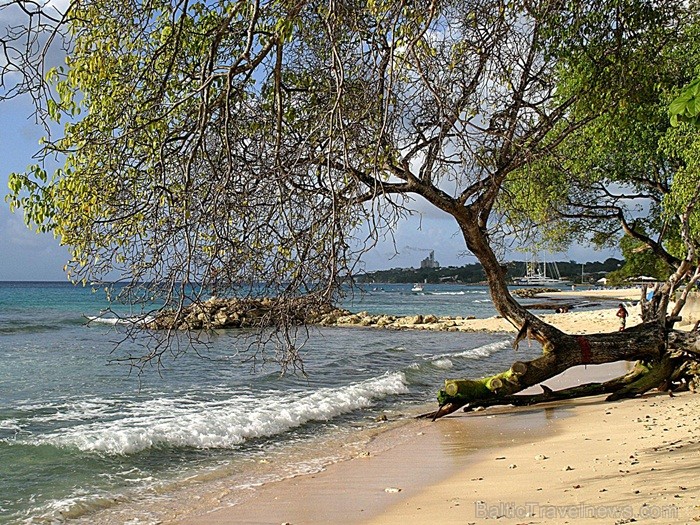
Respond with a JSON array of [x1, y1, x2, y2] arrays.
[[418, 361, 651, 419], [421, 310, 700, 420]]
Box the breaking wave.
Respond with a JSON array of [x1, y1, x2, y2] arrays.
[[30, 373, 408, 455]]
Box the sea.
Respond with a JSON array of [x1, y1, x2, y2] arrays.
[[0, 281, 559, 524]]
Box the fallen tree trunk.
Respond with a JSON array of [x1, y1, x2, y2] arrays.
[[426, 208, 700, 421], [418, 361, 654, 419], [426, 322, 675, 419]]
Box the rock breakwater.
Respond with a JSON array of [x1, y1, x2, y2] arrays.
[[147, 297, 492, 332]]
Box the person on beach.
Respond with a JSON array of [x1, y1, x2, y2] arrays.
[[616, 303, 628, 331]]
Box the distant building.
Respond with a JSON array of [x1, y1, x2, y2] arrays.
[[420, 251, 440, 269]]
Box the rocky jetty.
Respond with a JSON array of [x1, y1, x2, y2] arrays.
[[148, 297, 351, 330], [146, 290, 586, 333], [331, 311, 479, 331], [147, 296, 486, 332], [511, 287, 560, 298]]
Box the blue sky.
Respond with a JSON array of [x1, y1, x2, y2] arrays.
[[0, 0, 623, 281], [0, 98, 71, 281], [0, 97, 619, 281]]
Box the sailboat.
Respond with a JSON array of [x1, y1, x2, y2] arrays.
[[513, 258, 569, 286]]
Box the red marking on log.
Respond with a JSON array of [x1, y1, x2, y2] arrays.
[[577, 335, 592, 364]]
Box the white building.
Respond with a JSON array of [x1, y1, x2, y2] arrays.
[[420, 251, 440, 269]]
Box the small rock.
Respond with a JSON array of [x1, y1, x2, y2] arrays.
[[385, 487, 402, 493], [508, 464, 517, 469], [535, 454, 548, 461]]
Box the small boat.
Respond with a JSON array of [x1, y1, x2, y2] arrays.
[[411, 283, 424, 292]]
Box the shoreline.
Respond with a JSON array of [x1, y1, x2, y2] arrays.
[[169, 287, 697, 525], [333, 286, 646, 334], [84, 287, 696, 524], [172, 399, 571, 525], [171, 388, 700, 525]]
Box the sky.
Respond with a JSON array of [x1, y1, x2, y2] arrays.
[[0, 0, 624, 282], [0, 94, 619, 282], [0, 96, 620, 281], [0, 98, 72, 281], [0, 71, 620, 281]]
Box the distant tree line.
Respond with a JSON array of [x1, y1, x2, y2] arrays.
[[355, 258, 624, 285]]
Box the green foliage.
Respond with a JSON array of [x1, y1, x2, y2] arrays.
[[670, 77, 700, 127], [502, 1, 700, 274], [607, 235, 671, 285], [3, 0, 698, 304]]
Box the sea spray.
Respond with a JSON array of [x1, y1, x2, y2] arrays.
[[33, 373, 409, 455]]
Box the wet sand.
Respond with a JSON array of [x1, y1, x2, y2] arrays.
[[366, 391, 700, 525], [172, 387, 700, 525], [173, 400, 570, 525]]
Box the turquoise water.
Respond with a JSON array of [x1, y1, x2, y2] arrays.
[[1, 281, 544, 524]]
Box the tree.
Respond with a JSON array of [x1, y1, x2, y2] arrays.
[[2, 0, 700, 413], [606, 235, 671, 286]]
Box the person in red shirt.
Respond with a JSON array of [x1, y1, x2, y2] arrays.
[[616, 303, 629, 331]]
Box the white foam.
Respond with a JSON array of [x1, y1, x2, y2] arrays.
[[451, 339, 511, 359], [16, 398, 126, 425], [424, 339, 511, 362], [431, 358, 453, 369], [34, 373, 408, 455], [0, 419, 20, 430], [86, 314, 155, 326]]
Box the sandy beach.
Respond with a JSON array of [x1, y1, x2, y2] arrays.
[[332, 286, 647, 334], [174, 388, 700, 525], [166, 287, 700, 525]]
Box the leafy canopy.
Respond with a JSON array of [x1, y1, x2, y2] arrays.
[[2, 0, 699, 366]]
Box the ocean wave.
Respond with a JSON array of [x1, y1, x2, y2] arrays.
[[0, 321, 76, 335], [31, 373, 408, 455], [421, 338, 511, 362], [427, 291, 466, 296], [430, 358, 453, 369], [450, 339, 512, 359], [0, 418, 21, 440], [85, 314, 155, 326]]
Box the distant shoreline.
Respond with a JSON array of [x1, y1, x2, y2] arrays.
[[331, 287, 645, 334]]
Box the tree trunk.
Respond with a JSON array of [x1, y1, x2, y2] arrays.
[[418, 361, 652, 418], [418, 197, 700, 420], [427, 322, 670, 419]]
